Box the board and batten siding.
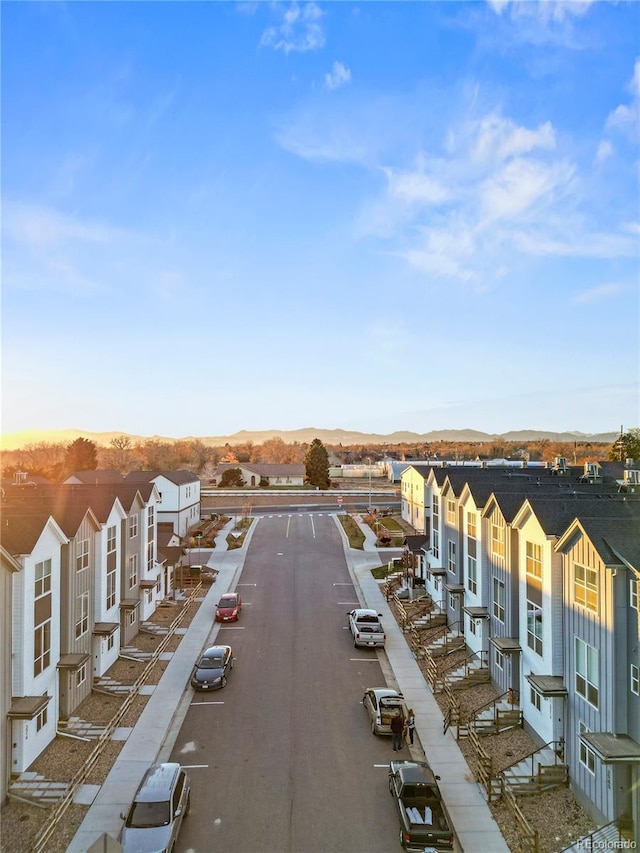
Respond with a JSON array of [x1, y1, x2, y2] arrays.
[[563, 531, 615, 823]]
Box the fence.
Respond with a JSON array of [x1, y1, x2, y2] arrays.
[[32, 584, 203, 853]]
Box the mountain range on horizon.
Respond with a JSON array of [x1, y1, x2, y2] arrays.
[[0, 426, 621, 452]]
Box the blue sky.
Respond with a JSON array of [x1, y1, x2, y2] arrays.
[[2, 0, 639, 439]]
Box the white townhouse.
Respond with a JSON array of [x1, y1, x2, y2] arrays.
[[3, 514, 67, 774], [1, 546, 21, 802], [400, 465, 432, 534], [125, 470, 200, 537]]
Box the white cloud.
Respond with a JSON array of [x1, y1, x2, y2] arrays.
[[325, 61, 351, 91], [605, 58, 640, 140], [479, 157, 574, 223], [488, 0, 595, 24], [261, 2, 325, 54], [472, 115, 555, 165], [573, 283, 625, 303], [594, 140, 613, 165], [3, 201, 119, 248], [383, 165, 452, 206]]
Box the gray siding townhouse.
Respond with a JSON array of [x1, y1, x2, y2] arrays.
[[1, 546, 21, 802], [556, 514, 640, 833]]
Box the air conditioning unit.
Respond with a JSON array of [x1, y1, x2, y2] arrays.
[[624, 469, 640, 485]]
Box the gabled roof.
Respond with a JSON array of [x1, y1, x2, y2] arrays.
[[124, 469, 199, 485], [556, 515, 640, 569], [66, 469, 124, 484], [1, 513, 68, 555], [514, 495, 640, 536]]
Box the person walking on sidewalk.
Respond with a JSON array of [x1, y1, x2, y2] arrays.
[[406, 709, 415, 746], [391, 712, 404, 751]]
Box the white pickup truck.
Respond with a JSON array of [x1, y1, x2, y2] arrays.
[[347, 609, 386, 648]]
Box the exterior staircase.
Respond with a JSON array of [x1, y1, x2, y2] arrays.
[[560, 818, 635, 852], [7, 773, 69, 807], [468, 690, 523, 736], [500, 740, 569, 794], [57, 716, 108, 740], [443, 649, 490, 692], [424, 621, 466, 658]]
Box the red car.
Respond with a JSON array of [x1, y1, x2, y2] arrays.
[[215, 592, 242, 622]]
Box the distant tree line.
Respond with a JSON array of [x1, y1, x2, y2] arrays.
[[1, 430, 637, 484]]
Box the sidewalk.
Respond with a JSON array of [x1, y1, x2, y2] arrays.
[[66, 520, 252, 853], [68, 512, 508, 852], [341, 513, 510, 853]]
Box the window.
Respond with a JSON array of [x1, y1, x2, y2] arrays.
[[447, 541, 456, 574], [148, 505, 155, 529], [35, 559, 52, 597], [432, 529, 440, 560], [467, 556, 477, 594], [491, 521, 505, 559], [493, 577, 505, 622], [530, 685, 542, 712], [34, 621, 51, 676], [147, 540, 154, 573], [575, 564, 598, 612], [468, 617, 477, 635], [578, 722, 596, 774], [127, 609, 137, 627], [128, 554, 138, 589], [432, 495, 439, 518], [107, 525, 117, 554], [575, 638, 599, 708], [467, 512, 476, 540], [76, 662, 87, 688], [447, 499, 456, 524], [75, 592, 89, 639], [631, 578, 639, 611], [36, 704, 48, 732], [631, 664, 639, 696], [107, 634, 115, 652], [494, 649, 504, 670], [76, 538, 90, 574], [106, 566, 117, 610], [145, 588, 153, 605], [526, 542, 542, 579], [129, 514, 138, 538], [527, 602, 543, 656]]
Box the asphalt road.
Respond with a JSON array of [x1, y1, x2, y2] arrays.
[[171, 511, 405, 853]]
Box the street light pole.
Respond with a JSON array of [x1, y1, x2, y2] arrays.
[[367, 457, 372, 511]]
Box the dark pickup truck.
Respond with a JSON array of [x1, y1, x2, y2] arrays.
[[388, 760, 455, 851]]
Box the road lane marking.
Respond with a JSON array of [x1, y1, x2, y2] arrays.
[[374, 764, 391, 768], [286, 516, 291, 538], [310, 515, 316, 538], [349, 658, 380, 661], [191, 701, 225, 705], [238, 583, 256, 586], [333, 582, 354, 586], [181, 764, 209, 769], [218, 625, 245, 629]]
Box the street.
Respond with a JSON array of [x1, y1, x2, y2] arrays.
[[171, 511, 403, 852]]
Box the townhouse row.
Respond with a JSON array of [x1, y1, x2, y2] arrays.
[[0, 469, 201, 802], [400, 459, 640, 837]]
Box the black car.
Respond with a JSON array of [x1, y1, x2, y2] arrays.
[[190, 644, 233, 690]]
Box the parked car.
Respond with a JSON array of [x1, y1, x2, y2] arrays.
[[389, 759, 455, 851], [347, 608, 386, 648], [119, 762, 190, 852], [190, 645, 233, 690], [215, 592, 242, 622], [363, 688, 407, 735]]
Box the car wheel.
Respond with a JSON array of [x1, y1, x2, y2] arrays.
[[185, 792, 191, 817], [221, 675, 227, 688], [398, 828, 406, 849], [354, 638, 358, 648]]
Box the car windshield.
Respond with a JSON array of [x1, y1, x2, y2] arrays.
[[199, 656, 223, 668], [127, 800, 171, 828]]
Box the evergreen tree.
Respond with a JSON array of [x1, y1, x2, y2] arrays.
[[219, 467, 245, 487], [305, 438, 330, 489], [65, 437, 98, 474], [609, 428, 640, 462]]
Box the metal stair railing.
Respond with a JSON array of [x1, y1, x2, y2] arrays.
[[500, 739, 568, 795], [559, 817, 635, 852]]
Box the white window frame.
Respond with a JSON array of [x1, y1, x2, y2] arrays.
[[36, 704, 48, 732], [446, 499, 456, 524], [129, 514, 138, 538], [35, 559, 52, 598], [466, 511, 476, 540], [34, 621, 51, 677], [75, 592, 89, 639], [578, 722, 596, 774], [527, 601, 543, 656], [494, 648, 504, 670], [491, 521, 505, 559], [467, 556, 477, 594], [574, 563, 598, 612], [575, 637, 599, 708], [447, 541, 456, 574], [493, 577, 505, 623], [525, 542, 542, 579], [76, 662, 88, 688], [631, 664, 639, 696], [530, 685, 542, 712], [128, 554, 138, 589], [432, 528, 440, 560], [76, 538, 90, 575], [631, 578, 639, 611]]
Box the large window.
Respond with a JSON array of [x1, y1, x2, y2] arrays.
[[493, 577, 505, 622], [631, 664, 639, 696], [75, 592, 89, 639], [527, 602, 543, 656], [631, 578, 639, 611], [128, 554, 138, 589], [491, 521, 505, 559], [467, 511, 476, 540], [129, 514, 138, 538], [147, 540, 154, 573], [76, 538, 90, 575], [467, 556, 477, 595], [446, 499, 456, 524], [447, 541, 456, 574], [575, 638, 599, 708], [526, 542, 542, 579], [106, 525, 117, 609], [148, 505, 155, 530], [574, 564, 598, 612], [35, 559, 52, 598], [432, 529, 440, 560], [34, 621, 51, 676], [578, 722, 596, 774]]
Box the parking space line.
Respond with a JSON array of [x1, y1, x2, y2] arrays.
[[218, 625, 245, 629], [191, 701, 225, 705], [349, 658, 380, 662], [181, 764, 209, 769]]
